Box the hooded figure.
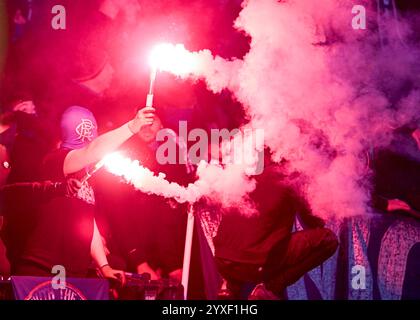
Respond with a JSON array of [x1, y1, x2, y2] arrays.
[[13, 102, 153, 280], [60, 106, 98, 150]]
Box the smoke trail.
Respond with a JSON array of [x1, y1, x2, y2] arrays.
[[154, 0, 420, 218], [101, 152, 198, 203], [102, 153, 256, 213]]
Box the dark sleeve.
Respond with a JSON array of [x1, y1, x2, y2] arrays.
[[371, 194, 388, 212], [42, 149, 70, 180], [1, 181, 66, 201]]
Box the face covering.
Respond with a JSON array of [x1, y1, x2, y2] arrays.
[[60, 106, 98, 150]]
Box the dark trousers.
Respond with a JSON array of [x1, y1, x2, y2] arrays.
[[216, 228, 338, 298]]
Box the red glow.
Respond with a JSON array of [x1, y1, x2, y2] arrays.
[[149, 43, 198, 76]]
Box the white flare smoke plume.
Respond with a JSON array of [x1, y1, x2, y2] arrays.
[[142, 0, 420, 218], [106, 0, 419, 218]]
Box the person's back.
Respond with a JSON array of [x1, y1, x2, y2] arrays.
[[211, 163, 338, 299], [17, 147, 95, 277], [213, 168, 299, 266]]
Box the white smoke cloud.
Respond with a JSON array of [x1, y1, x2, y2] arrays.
[[104, 0, 419, 218], [151, 0, 420, 218]]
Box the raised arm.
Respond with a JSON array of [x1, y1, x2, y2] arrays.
[[63, 107, 155, 175]]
